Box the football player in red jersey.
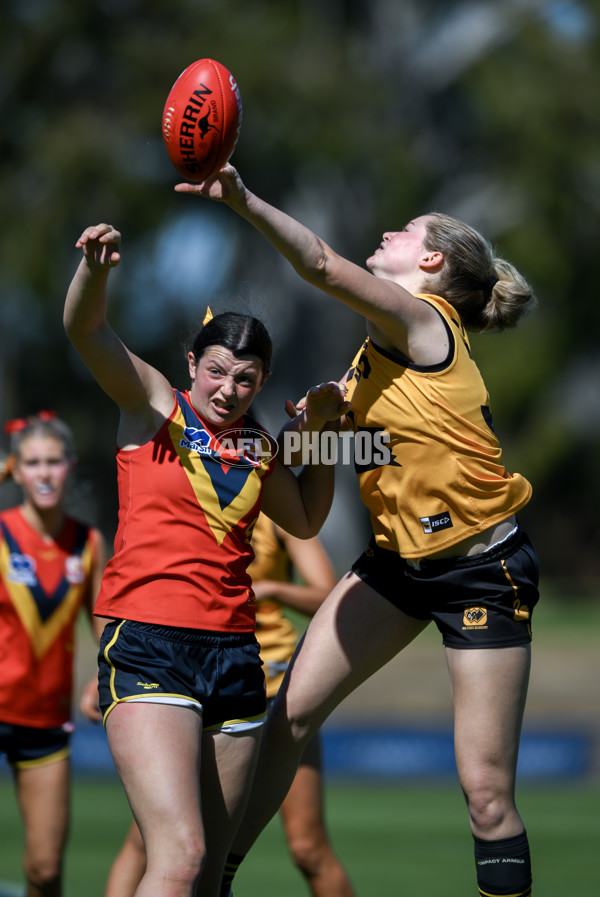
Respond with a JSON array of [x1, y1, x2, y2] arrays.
[[64, 223, 348, 897], [86, 513, 355, 897], [1, 413, 106, 897]]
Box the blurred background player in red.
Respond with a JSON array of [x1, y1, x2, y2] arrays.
[[82, 510, 355, 897], [0, 412, 106, 897]]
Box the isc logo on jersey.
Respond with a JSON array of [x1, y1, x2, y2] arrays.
[[420, 511, 453, 534]]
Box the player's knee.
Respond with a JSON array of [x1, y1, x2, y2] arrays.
[[288, 712, 314, 746], [287, 832, 328, 878], [268, 699, 312, 748], [24, 853, 62, 894], [464, 785, 511, 835], [172, 835, 206, 884], [151, 829, 206, 885]]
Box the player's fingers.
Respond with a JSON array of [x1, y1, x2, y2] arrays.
[[92, 223, 121, 243], [308, 381, 343, 397], [100, 246, 121, 267], [76, 223, 120, 247], [284, 399, 300, 418], [174, 182, 202, 193]]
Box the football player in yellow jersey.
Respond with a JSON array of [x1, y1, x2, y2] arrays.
[[182, 168, 538, 897]]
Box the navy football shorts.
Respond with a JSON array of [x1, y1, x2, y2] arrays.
[[0, 721, 72, 769], [351, 526, 539, 648], [98, 619, 267, 731]]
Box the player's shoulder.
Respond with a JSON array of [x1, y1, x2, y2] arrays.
[[0, 505, 21, 530], [242, 411, 269, 434]]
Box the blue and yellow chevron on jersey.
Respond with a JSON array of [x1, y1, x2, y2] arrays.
[[95, 389, 276, 631], [0, 508, 96, 727]]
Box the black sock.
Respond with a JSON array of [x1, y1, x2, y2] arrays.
[[220, 853, 246, 896], [473, 830, 532, 896]]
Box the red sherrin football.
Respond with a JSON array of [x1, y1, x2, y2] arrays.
[[162, 58, 242, 182]]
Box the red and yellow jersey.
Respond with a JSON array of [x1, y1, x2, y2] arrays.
[[95, 389, 276, 632], [344, 294, 532, 559], [248, 513, 299, 698], [0, 507, 97, 728]]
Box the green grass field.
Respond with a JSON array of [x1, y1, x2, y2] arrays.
[[0, 775, 598, 896], [2, 592, 597, 894]]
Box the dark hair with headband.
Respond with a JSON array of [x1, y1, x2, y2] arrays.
[[187, 312, 272, 378]]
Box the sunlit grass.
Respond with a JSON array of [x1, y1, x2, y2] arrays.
[[1, 776, 598, 896]]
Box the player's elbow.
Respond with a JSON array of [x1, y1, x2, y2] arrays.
[[294, 238, 330, 285]]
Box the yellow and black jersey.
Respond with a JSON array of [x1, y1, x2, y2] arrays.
[[247, 513, 299, 698], [344, 294, 532, 559]]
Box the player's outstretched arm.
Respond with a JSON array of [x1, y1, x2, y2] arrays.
[[64, 224, 173, 426], [174, 167, 420, 338], [175, 166, 326, 280]]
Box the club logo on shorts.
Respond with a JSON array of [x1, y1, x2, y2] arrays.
[[420, 511, 453, 534], [463, 606, 488, 629]]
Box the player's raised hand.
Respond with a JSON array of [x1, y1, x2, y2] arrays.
[[174, 163, 246, 204], [304, 381, 350, 423], [76, 223, 121, 268]]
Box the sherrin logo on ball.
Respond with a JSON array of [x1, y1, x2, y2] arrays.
[[162, 58, 242, 182]]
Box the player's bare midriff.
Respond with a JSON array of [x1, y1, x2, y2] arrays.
[[420, 515, 518, 562]]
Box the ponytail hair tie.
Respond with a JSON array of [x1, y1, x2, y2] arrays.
[[486, 275, 498, 295]]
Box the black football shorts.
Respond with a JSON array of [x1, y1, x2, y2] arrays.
[[98, 619, 267, 730], [351, 526, 539, 648]]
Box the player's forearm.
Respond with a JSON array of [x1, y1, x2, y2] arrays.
[[295, 459, 336, 537], [257, 580, 327, 616], [231, 189, 330, 284], [64, 258, 111, 342]]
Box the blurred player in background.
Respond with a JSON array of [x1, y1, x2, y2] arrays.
[[180, 166, 539, 897], [243, 513, 354, 897], [82, 511, 355, 897], [0, 412, 106, 897]]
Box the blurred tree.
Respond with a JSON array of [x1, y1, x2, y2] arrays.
[[0, 0, 598, 587]]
